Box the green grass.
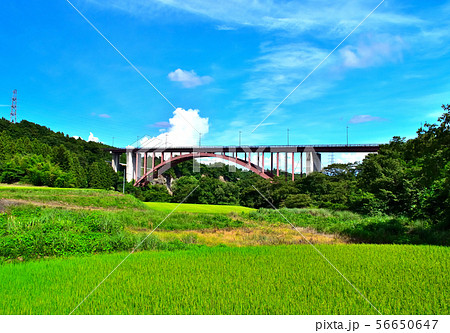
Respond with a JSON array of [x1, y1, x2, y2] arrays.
[[0, 205, 248, 260], [144, 202, 255, 214], [0, 244, 448, 315], [0, 185, 146, 210]]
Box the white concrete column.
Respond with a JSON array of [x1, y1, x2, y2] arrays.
[[306, 151, 322, 175], [306, 152, 313, 175], [126, 147, 136, 182], [314, 153, 322, 172], [111, 153, 120, 172]]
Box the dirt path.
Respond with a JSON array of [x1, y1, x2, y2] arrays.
[[0, 198, 118, 211]]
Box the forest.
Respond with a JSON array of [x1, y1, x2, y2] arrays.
[[1, 104, 449, 231]]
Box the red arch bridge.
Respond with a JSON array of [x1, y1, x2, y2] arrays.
[[108, 144, 380, 187]]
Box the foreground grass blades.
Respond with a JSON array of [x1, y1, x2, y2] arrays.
[[0, 245, 448, 315]]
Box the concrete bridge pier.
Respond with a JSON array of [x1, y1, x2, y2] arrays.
[[306, 151, 321, 175], [111, 152, 120, 173], [126, 147, 137, 182]]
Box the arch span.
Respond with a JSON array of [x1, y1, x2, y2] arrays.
[[134, 152, 273, 186]]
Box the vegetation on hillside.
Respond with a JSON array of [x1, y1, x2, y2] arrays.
[[0, 118, 116, 189]]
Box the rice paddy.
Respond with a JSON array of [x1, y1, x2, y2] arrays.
[[0, 244, 448, 315]]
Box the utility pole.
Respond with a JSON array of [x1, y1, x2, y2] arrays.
[[346, 126, 349, 146], [122, 169, 126, 194]]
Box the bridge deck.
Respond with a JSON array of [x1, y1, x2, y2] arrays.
[[109, 144, 380, 154]]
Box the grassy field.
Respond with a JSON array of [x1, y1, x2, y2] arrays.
[[0, 185, 146, 210], [1, 185, 448, 315], [0, 244, 447, 315], [144, 201, 255, 214]]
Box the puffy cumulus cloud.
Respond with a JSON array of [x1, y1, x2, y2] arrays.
[[349, 115, 387, 124], [88, 132, 100, 142], [73, 133, 102, 142], [138, 108, 209, 147], [340, 35, 405, 69], [168, 69, 213, 88]]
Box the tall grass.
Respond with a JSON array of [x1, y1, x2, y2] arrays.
[[244, 208, 449, 245], [0, 205, 245, 260]]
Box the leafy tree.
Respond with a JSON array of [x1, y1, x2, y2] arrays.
[[283, 193, 313, 208], [171, 176, 199, 203]]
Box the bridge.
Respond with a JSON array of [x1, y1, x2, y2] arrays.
[[109, 144, 380, 187]]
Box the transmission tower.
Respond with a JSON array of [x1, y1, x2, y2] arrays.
[[10, 89, 17, 123], [328, 152, 335, 165]]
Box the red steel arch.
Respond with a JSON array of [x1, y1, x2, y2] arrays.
[[135, 152, 273, 186]]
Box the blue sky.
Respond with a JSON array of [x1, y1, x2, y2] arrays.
[[1, 0, 449, 153]]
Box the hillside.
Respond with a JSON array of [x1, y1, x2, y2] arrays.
[[0, 118, 116, 189]]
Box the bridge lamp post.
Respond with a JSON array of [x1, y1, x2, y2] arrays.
[[287, 128, 290, 146], [239, 131, 241, 146], [346, 126, 349, 146]]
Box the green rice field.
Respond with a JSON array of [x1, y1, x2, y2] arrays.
[[144, 201, 256, 214], [0, 244, 448, 315]]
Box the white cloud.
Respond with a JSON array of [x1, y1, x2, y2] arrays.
[[340, 35, 405, 69], [91, 112, 112, 119], [88, 132, 100, 142], [86, 1, 422, 36], [216, 25, 236, 31], [349, 115, 387, 124], [138, 108, 209, 147], [168, 69, 213, 88], [334, 153, 369, 165], [243, 43, 333, 103]]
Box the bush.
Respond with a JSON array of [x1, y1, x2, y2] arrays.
[[283, 194, 313, 208]]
